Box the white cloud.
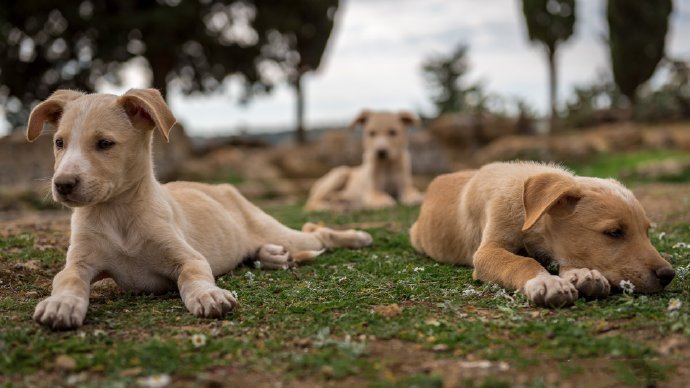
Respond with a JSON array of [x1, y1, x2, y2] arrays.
[[1, 0, 688, 137]]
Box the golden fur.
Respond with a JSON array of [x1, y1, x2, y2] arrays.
[[305, 110, 423, 211], [28, 89, 373, 329], [411, 162, 675, 307]]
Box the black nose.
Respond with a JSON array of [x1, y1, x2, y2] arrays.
[[656, 267, 675, 287], [54, 177, 79, 196], [376, 149, 388, 160]]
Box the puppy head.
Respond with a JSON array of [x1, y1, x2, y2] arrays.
[[522, 172, 674, 293], [351, 110, 420, 162], [27, 88, 176, 207]]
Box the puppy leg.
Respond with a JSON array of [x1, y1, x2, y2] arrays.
[[34, 257, 96, 330], [560, 267, 610, 299], [305, 167, 352, 211], [174, 246, 237, 318], [362, 190, 396, 209], [302, 222, 373, 249], [473, 244, 578, 307], [400, 186, 424, 206], [255, 244, 297, 270]]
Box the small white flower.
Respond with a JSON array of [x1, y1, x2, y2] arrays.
[[462, 287, 481, 296], [93, 329, 106, 337], [245, 271, 255, 281], [191, 333, 207, 348], [139, 374, 171, 388], [413, 267, 425, 272], [619, 280, 635, 294], [230, 290, 238, 300], [657, 232, 666, 240], [672, 242, 689, 249], [253, 261, 262, 269], [677, 265, 689, 280], [668, 298, 682, 312]]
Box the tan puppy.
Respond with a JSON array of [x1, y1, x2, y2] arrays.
[[411, 162, 675, 307], [27, 89, 373, 329], [305, 110, 424, 211]]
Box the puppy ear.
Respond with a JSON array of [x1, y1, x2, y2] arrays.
[[118, 88, 176, 142], [26, 90, 84, 142], [522, 173, 581, 231], [349, 109, 371, 129], [398, 111, 421, 129]]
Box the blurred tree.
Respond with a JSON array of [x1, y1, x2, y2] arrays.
[[0, 0, 339, 142], [422, 43, 481, 115], [521, 0, 576, 133], [607, 0, 672, 112], [253, 1, 339, 143]]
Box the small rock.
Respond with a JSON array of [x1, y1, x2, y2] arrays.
[[372, 304, 402, 318], [432, 344, 449, 352], [55, 354, 76, 370], [321, 365, 334, 378]]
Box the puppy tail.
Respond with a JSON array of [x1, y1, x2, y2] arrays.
[[293, 249, 326, 263]]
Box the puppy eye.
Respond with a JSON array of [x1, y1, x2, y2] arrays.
[[368, 131, 376, 137], [55, 138, 64, 149], [388, 129, 397, 137], [96, 139, 115, 151], [604, 229, 625, 239]]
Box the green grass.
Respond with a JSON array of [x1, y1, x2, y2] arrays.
[[568, 150, 690, 183], [2, 153, 690, 386]]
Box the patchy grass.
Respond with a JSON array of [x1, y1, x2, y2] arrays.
[[568, 150, 690, 184], [2, 158, 690, 386]]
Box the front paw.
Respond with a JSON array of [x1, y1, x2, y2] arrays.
[[33, 294, 88, 330], [401, 191, 424, 206], [523, 273, 578, 308], [184, 285, 238, 318], [561, 268, 610, 299]]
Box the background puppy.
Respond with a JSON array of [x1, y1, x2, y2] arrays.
[[28, 89, 373, 330], [305, 110, 423, 211], [410, 161, 675, 307]]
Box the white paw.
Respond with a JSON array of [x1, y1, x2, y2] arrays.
[[33, 294, 88, 330], [354, 231, 373, 248], [256, 244, 295, 270], [523, 273, 578, 308], [184, 285, 238, 318], [401, 192, 424, 206], [561, 268, 610, 299]]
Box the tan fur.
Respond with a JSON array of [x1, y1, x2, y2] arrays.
[[411, 162, 675, 307], [27, 89, 373, 330], [305, 110, 423, 211]]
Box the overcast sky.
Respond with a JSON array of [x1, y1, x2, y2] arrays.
[[2, 0, 689, 137]]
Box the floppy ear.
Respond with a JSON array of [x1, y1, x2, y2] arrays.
[[117, 88, 176, 142], [349, 109, 371, 130], [26, 90, 85, 142], [522, 172, 582, 231], [398, 111, 421, 129]]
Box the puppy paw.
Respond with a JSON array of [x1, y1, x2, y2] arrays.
[[523, 273, 578, 308], [351, 230, 373, 248], [401, 191, 424, 206], [561, 268, 610, 299], [256, 244, 296, 270], [185, 285, 238, 318], [33, 294, 88, 330]]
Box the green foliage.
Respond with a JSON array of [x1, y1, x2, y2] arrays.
[[521, 0, 576, 131], [607, 0, 672, 103], [421, 43, 484, 115], [521, 0, 575, 55], [0, 0, 339, 130]]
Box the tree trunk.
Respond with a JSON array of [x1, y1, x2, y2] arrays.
[[149, 54, 172, 99], [547, 47, 558, 134], [294, 73, 306, 144]]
